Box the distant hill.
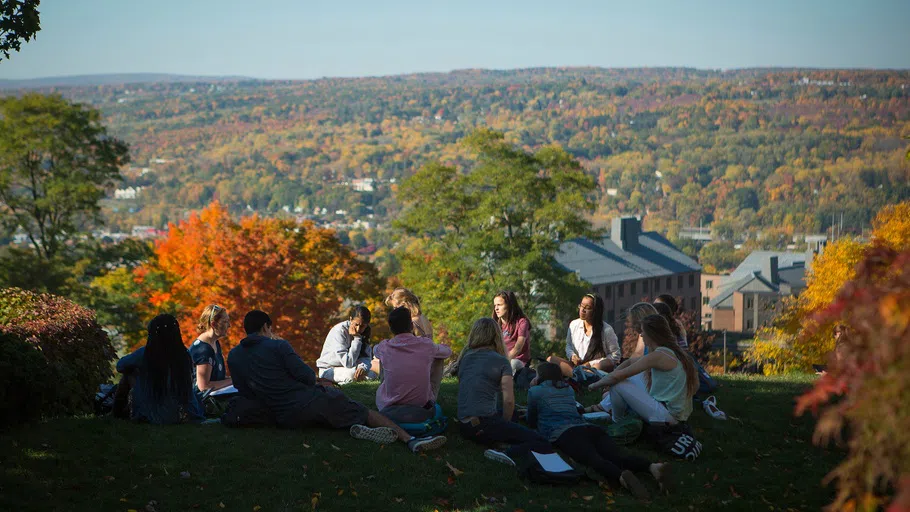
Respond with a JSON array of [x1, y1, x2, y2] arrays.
[[0, 73, 255, 89]]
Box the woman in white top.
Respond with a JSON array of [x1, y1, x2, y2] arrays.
[[548, 293, 621, 377]]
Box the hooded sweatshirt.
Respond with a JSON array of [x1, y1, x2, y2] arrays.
[[227, 333, 318, 424]]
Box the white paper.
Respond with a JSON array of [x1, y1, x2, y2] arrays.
[[531, 451, 574, 473], [210, 385, 238, 396]]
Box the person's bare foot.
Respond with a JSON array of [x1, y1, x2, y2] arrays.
[[650, 462, 673, 495]]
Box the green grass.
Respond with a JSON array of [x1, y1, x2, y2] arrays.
[[0, 375, 842, 511]]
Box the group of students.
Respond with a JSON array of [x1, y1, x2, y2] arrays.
[[113, 288, 704, 499]]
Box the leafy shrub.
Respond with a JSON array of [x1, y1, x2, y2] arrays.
[[795, 244, 910, 511], [0, 287, 115, 426]]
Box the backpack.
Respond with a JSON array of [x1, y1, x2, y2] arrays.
[[571, 366, 603, 389], [692, 358, 718, 394], [644, 422, 703, 461], [221, 395, 276, 428], [517, 450, 583, 485], [513, 366, 538, 391], [397, 403, 449, 437], [94, 383, 117, 416], [606, 416, 643, 446]]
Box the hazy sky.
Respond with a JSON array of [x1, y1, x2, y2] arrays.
[[1, 0, 908, 80]]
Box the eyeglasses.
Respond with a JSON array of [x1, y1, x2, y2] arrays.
[[578, 305, 593, 311]]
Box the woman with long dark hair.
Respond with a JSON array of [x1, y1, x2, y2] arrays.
[[528, 362, 671, 499], [653, 302, 686, 350], [492, 290, 532, 374], [115, 314, 205, 425], [316, 305, 378, 384], [590, 315, 699, 425], [654, 295, 688, 349], [548, 293, 621, 377]]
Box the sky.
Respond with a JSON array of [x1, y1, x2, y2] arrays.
[[1, 0, 909, 80]]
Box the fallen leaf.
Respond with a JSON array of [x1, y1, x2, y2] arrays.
[[120, 498, 128, 502], [713, 473, 719, 481], [582, 496, 593, 501], [731, 485, 742, 498], [447, 476, 456, 485], [570, 491, 579, 498], [303, 443, 311, 449], [219, 503, 225, 509], [253, 507, 261, 511], [104, 476, 115, 482], [445, 461, 464, 477], [394, 498, 403, 503], [331, 444, 341, 451], [337, 489, 344, 496]]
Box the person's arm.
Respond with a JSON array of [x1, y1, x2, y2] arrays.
[[589, 350, 677, 390], [603, 323, 622, 364], [508, 318, 529, 359], [280, 341, 316, 385], [434, 343, 453, 359], [116, 347, 144, 374], [526, 388, 539, 429], [327, 325, 363, 369], [565, 324, 580, 364], [500, 374, 515, 422], [195, 364, 233, 391]]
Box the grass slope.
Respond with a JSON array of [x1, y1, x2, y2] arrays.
[[0, 375, 841, 511]]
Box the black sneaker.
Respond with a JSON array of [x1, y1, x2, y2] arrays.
[[407, 435, 447, 453]]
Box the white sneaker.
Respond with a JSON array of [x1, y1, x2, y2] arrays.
[[702, 396, 727, 420], [349, 425, 398, 444], [484, 449, 516, 467], [407, 435, 447, 453]]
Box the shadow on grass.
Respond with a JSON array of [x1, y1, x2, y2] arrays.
[[0, 375, 841, 511]]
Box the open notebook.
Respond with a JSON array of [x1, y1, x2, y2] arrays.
[[210, 385, 238, 396]]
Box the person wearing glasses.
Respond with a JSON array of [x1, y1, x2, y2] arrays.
[[547, 293, 621, 378], [189, 304, 233, 392], [316, 305, 379, 384]]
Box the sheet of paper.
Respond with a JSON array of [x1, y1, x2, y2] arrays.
[[531, 451, 574, 473], [210, 385, 238, 396], [583, 411, 611, 420]]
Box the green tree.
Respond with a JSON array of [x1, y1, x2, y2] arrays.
[[698, 241, 741, 273], [395, 129, 596, 347], [0, 94, 130, 260], [0, 0, 41, 61]]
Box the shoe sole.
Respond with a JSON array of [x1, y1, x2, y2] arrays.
[[484, 450, 516, 467], [349, 425, 398, 445], [653, 463, 674, 495], [411, 436, 447, 452], [620, 470, 651, 501]]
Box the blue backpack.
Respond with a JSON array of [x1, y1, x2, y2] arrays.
[[398, 403, 448, 437]]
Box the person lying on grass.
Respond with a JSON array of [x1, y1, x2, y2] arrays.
[[374, 307, 451, 425], [456, 317, 553, 467], [527, 362, 672, 500], [115, 314, 205, 425], [228, 310, 446, 453], [589, 315, 699, 427]]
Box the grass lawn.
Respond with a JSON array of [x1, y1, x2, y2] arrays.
[[0, 375, 842, 511]]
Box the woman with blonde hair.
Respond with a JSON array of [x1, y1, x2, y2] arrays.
[[385, 288, 433, 339], [189, 304, 233, 392], [590, 315, 699, 425], [456, 317, 552, 467]]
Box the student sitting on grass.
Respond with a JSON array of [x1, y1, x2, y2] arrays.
[[374, 307, 452, 424], [493, 290, 532, 375], [456, 317, 552, 467], [115, 314, 205, 425], [189, 304, 233, 393], [228, 310, 446, 452], [653, 302, 687, 351], [653, 295, 687, 349], [316, 305, 379, 384], [385, 287, 434, 339], [590, 315, 699, 426], [528, 362, 672, 499], [548, 293, 621, 377]]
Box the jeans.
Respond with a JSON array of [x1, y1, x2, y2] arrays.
[[555, 425, 651, 480], [610, 378, 676, 424], [458, 415, 552, 459]]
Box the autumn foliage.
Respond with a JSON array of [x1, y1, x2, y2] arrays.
[[133, 202, 383, 359]]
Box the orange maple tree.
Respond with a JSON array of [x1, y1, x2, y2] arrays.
[[133, 202, 383, 360]]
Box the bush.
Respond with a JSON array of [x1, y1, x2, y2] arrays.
[[0, 288, 115, 427]]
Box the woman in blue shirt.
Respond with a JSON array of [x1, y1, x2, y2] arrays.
[[528, 362, 670, 499], [189, 304, 233, 393], [115, 314, 204, 425]]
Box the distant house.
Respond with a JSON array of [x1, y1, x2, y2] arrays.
[[556, 216, 702, 337], [708, 251, 813, 333], [700, 273, 725, 329], [351, 178, 375, 192]]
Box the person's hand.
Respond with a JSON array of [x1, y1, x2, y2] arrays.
[[529, 376, 539, 387], [349, 323, 360, 337], [570, 354, 582, 366], [588, 375, 613, 391], [353, 366, 366, 381]]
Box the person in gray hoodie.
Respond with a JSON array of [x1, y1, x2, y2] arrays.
[[228, 310, 447, 453], [316, 305, 379, 384]]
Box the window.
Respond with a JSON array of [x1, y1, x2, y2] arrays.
[[605, 285, 612, 297], [643, 280, 649, 293], [655, 279, 660, 292], [607, 309, 615, 325], [706, 280, 713, 289], [703, 296, 710, 305], [678, 275, 683, 289], [631, 282, 637, 296], [689, 274, 695, 287], [747, 319, 753, 330], [691, 297, 698, 310], [666, 277, 672, 290], [618, 284, 624, 298], [746, 298, 754, 309]]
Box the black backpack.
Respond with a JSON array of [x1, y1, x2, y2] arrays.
[[517, 451, 583, 485], [644, 422, 703, 461]]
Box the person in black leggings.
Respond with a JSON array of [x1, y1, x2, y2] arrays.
[[527, 363, 673, 499]]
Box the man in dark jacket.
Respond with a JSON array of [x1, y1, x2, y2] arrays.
[[228, 310, 446, 453]]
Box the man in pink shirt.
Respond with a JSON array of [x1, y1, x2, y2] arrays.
[[374, 307, 452, 423]]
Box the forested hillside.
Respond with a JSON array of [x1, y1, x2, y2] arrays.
[[29, 67, 910, 248]]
